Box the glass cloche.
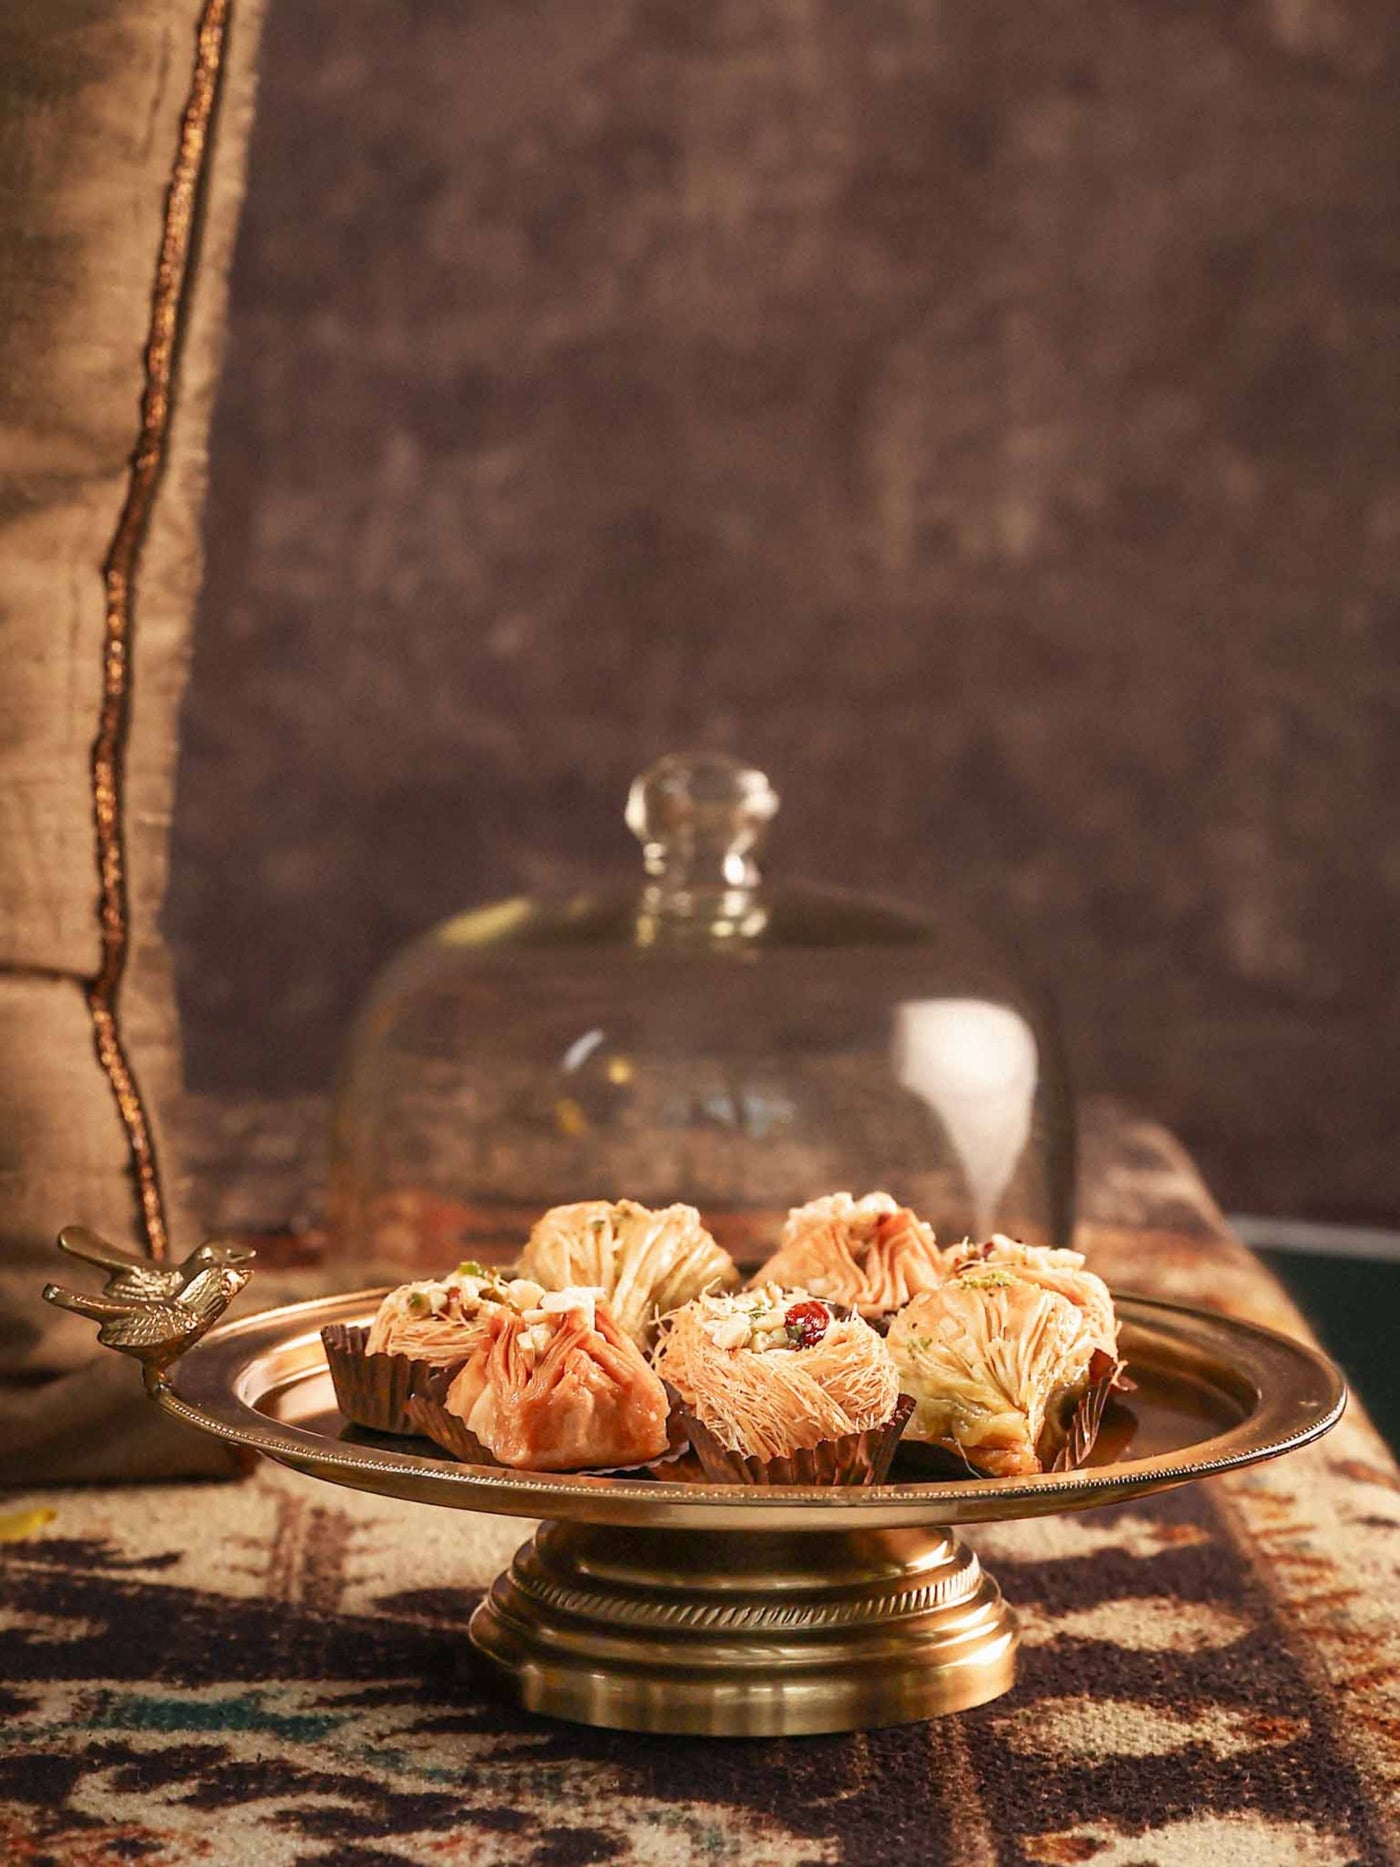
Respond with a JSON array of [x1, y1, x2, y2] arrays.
[[328, 754, 1075, 1279]]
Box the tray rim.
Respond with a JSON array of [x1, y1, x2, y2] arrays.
[[158, 1284, 1347, 1530]]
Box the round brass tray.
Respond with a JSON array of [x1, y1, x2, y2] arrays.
[[150, 1285, 1343, 1737]]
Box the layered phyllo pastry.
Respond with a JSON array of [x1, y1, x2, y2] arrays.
[[654, 1284, 911, 1485], [408, 1283, 671, 1472], [518, 1198, 739, 1349], [887, 1263, 1121, 1478], [943, 1235, 1120, 1364], [750, 1192, 945, 1325], [322, 1260, 512, 1434]]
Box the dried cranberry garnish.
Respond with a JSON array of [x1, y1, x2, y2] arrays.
[[784, 1300, 830, 1350]]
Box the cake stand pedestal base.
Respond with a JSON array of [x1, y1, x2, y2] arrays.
[[469, 1520, 1017, 1736]]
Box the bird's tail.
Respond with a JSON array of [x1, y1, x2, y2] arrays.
[[42, 1282, 132, 1322], [57, 1226, 148, 1275]]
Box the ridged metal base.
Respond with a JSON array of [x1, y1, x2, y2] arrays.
[[470, 1521, 1017, 1736]]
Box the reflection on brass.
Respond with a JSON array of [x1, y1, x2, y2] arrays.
[[88, 0, 232, 1262], [471, 1521, 1015, 1735], [60, 1250, 1345, 1733], [44, 1230, 251, 1392]]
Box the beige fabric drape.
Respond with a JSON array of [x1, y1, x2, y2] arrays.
[[0, 0, 267, 1480]]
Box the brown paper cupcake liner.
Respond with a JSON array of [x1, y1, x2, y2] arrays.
[[402, 1363, 497, 1463], [675, 1393, 916, 1487], [1049, 1349, 1125, 1472], [636, 1407, 692, 1475], [404, 1393, 500, 1464], [321, 1323, 464, 1437]]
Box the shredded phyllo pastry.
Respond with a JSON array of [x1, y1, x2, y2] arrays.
[[655, 1285, 900, 1461], [887, 1265, 1110, 1476], [943, 1235, 1120, 1362], [752, 1192, 945, 1320], [365, 1261, 510, 1365], [444, 1285, 670, 1471], [518, 1199, 739, 1348]]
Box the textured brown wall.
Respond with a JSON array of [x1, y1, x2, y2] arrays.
[[169, 0, 1400, 1223]]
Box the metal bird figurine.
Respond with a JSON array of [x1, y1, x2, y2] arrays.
[[57, 1224, 254, 1301], [45, 1229, 255, 1391]]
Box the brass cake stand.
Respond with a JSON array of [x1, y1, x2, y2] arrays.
[[45, 1253, 1345, 1738]]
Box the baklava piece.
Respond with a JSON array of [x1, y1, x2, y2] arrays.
[[751, 1192, 945, 1325], [655, 1284, 911, 1485], [519, 1199, 739, 1349]]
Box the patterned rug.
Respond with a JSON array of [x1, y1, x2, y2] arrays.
[[3, 1112, 1399, 1866]]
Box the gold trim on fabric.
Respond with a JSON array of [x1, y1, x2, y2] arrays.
[[91, 0, 233, 1261]]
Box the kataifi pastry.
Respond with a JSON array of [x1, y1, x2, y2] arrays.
[[321, 1260, 510, 1435], [943, 1235, 1120, 1363], [886, 1265, 1119, 1478], [518, 1198, 739, 1349], [750, 1192, 945, 1324], [654, 1284, 910, 1485], [408, 1284, 671, 1472]]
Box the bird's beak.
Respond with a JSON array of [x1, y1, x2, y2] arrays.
[[204, 1239, 256, 1265]]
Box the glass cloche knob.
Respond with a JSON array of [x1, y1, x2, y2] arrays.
[[626, 753, 779, 890], [626, 754, 779, 940]]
